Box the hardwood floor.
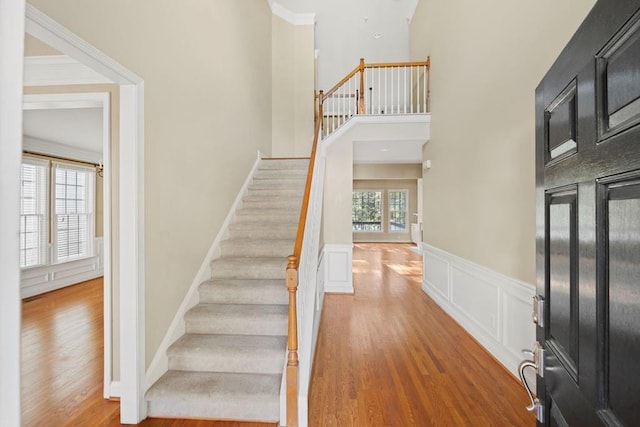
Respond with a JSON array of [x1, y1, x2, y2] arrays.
[[22, 245, 533, 426], [21, 278, 276, 427], [308, 243, 535, 426]]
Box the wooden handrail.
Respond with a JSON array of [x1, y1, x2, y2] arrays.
[[321, 64, 360, 101], [286, 102, 322, 427], [365, 59, 430, 68]]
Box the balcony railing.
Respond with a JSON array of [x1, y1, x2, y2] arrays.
[[317, 57, 430, 137]]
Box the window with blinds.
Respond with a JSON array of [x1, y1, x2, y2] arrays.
[[19, 157, 96, 269], [20, 159, 49, 268], [52, 162, 95, 263]]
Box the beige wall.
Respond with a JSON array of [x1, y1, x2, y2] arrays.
[[410, 0, 596, 284], [353, 179, 417, 243], [323, 140, 352, 245], [24, 33, 61, 56], [27, 0, 274, 369], [353, 163, 422, 180], [25, 83, 121, 377], [271, 15, 315, 157]]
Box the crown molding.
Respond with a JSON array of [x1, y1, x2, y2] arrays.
[[24, 55, 112, 86], [268, 0, 316, 26]]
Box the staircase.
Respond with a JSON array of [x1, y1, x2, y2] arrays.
[[145, 158, 309, 422]]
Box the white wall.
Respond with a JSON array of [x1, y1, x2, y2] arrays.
[[276, 0, 413, 91]]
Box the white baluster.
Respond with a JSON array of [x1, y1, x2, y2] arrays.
[[384, 67, 387, 115], [404, 66, 407, 114], [410, 66, 414, 113], [423, 65, 427, 113]]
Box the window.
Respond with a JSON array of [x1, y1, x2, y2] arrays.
[[388, 190, 407, 232], [52, 162, 95, 262], [20, 159, 49, 268], [352, 191, 383, 232], [19, 157, 96, 268]]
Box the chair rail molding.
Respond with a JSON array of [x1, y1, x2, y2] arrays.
[[420, 242, 536, 381]]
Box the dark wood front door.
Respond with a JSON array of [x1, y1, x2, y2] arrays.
[[535, 0, 640, 425]]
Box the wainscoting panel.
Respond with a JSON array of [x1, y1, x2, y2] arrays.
[[322, 244, 354, 294], [450, 266, 500, 340], [423, 251, 449, 299], [21, 237, 104, 298], [421, 243, 536, 378]]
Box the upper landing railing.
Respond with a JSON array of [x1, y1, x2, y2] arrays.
[[317, 57, 430, 137]]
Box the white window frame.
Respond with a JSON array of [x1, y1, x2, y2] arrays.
[[51, 161, 95, 264], [19, 157, 49, 269], [352, 189, 384, 233], [388, 189, 409, 233]]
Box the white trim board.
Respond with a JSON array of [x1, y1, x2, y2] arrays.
[[320, 114, 431, 156], [25, 5, 146, 423], [0, 0, 26, 424], [24, 55, 113, 86], [321, 244, 354, 294], [420, 243, 536, 384], [145, 153, 263, 389]]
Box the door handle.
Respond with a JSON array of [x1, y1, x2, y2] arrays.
[[518, 344, 545, 422]]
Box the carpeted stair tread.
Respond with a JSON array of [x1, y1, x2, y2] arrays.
[[168, 334, 286, 374], [220, 239, 293, 258], [146, 370, 281, 421], [199, 279, 287, 305], [259, 158, 309, 170], [245, 188, 306, 198], [227, 222, 297, 240], [146, 158, 306, 423], [185, 303, 287, 335], [234, 209, 300, 224], [210, 256, 288, 279]]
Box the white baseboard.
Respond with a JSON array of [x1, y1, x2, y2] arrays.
[[109, 381, 121, 398], [321, 244, 353, 294], [420, 243, 536, 382], [144, 153, 263, 389]]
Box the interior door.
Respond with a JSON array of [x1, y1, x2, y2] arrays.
[[534, 0, 640, 425]]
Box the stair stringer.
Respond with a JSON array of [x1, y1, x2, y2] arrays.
[[145, 151, 263, 391]]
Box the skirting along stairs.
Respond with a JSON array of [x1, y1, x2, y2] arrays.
[[145, 158, 308, 422]]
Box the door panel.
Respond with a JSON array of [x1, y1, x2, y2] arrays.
[[534, 0, 640, 425], [597, 176, 640, 426], [547, 190, 578, 379]]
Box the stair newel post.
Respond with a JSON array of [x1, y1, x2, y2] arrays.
[[286, 255, 299, 427], [358, 58, 365, 114]]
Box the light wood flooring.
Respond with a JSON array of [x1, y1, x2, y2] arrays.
[[21, 244, 533, 426], [308, 243, 534, 426], [20, 277, 275, 427]]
